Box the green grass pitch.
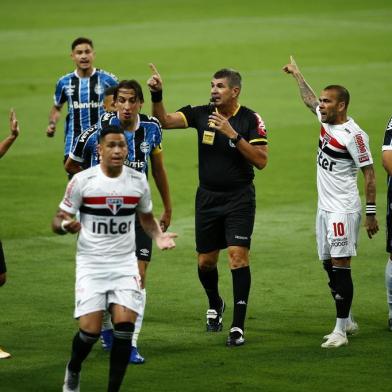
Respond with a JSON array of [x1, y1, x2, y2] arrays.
[[0, 0, 392, 391]]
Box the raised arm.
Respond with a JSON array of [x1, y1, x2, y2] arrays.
[[147, 63, 187, 129], [0, 109, 20, 158], [138, 211, 177, 250], [150, 150, 172, 231], [361, 164, 379, 239], [283, 56, 318, 114], [46, 104, 62, 137]]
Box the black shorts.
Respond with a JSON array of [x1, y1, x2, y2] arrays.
[[0, 240, 6, 274], [135, 214, 153, 262], [195, 184, 255, 253], [387, 189, 392, 252]]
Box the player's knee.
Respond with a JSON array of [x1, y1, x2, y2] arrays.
[[79, 329, 100, 345], [0, 273, 6, 287], [113, 322, 135, 341], [332, 257, 351, 268], [228, 252, 248, 269]]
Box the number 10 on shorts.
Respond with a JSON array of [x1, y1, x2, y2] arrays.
[[333, 222, 345, 237]]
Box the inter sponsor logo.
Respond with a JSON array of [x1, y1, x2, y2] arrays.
[[92, 218, 132, 234], [72, 101, 102, 110], [317, 151, 336, 172]]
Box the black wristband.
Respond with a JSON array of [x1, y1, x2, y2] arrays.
[[151, 90, 163, 103], [230, 133, 242, 145]]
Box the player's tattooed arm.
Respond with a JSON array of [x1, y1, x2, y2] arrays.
[[361, 164, 379, 239], [52, 208, 81, 235], [283, 56, 318, 114]]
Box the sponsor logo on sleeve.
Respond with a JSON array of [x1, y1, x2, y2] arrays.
[[359, 154, 370, 163], [354, 134, 367, 154]]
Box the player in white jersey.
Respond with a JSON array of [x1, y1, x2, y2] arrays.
[[52, 125, 176, 392], [283, 56, 378, 348]]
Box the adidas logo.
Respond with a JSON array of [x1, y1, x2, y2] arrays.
[[236, 300, 247, 305]]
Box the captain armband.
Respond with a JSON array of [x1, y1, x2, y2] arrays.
[[366, 203, 376, 216]]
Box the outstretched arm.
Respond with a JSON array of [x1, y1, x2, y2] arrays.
[[361, 164, 379, 239], [282, 56, 318, 114], [0, 109, 20, 158], [147, 63, 187, 129], [138, 211, 177, 250]]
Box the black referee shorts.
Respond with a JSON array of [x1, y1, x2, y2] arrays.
[[195, 184, 255, 254], [135, 214, 153, 262], [0, 240, 6, 274], [387, 189, 392, 253]]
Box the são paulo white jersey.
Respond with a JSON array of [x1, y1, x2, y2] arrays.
[[316, 106, 373, 213], [59, 165, 152, 274]]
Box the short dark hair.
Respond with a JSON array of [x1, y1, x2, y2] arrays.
[[213, 68, 242, 88], [99, 124, 125, 143], [113, 80, 144, 103], [324, 85, 350, 108], [71, 37, 93, 50], [104, 86, 117, 97]]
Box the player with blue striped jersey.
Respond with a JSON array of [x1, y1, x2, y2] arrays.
[[65, 80, 172, 365], [46, 37, 118, 158]]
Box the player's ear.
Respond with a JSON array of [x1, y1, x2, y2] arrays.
[[232, 86, 240, 99]]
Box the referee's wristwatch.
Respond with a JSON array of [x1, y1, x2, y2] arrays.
[[230, 133, 242, 145]]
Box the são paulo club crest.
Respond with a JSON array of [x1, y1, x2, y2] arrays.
[[321, 133, 331, 149], [106, 197, 124, 215]]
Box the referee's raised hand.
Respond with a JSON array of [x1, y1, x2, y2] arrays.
[[147, 63, 163, 92]]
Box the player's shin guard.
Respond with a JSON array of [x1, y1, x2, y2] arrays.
[[323, 260, 336, 299], [332, 266, 353, 319], [231, 266, 251, 331], [198, 266, 221, 310], [108, 322, 134, 392], [68, 329, 100, 373], [132, 288, 146, 347], [385, 258, 392, 318]]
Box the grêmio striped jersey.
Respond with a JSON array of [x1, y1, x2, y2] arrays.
[[316, 106, 373, 213], [53, 68, 118, 156], [70, 112, 162, 176]]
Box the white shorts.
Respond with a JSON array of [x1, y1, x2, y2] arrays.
[[316, 209, 361, 260], [74, 271, 143, 319]]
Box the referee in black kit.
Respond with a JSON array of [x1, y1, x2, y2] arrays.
[[147, 64, 268, 346]]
